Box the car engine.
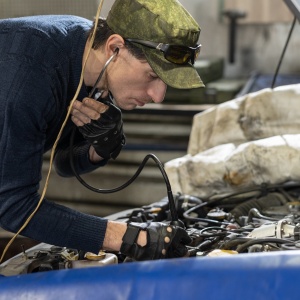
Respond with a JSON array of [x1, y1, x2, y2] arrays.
[[2, 180, 300, 277]]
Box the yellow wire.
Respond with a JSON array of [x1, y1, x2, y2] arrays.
[[0, 0, 105, 263]]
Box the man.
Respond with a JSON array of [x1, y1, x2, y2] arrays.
[[0, 0, 204, 261]]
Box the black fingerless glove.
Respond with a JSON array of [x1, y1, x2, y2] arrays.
[[78, 99, 126, 160], [120, 222, 192, 261]]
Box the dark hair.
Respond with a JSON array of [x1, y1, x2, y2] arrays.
[[90, 18, 146, 60]]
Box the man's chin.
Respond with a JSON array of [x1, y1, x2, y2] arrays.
[[118, 103, 137, 111]]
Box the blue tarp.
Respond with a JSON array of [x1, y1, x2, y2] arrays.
[[0, 250, 299, 300]]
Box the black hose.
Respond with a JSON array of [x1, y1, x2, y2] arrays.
[[236, 238, 295, 253], [182, 202, 231, 225], [219, 237, 252, 250], [230, 192, 287, 221], [271, 16, 296, 88], [69, 126, 179, 223], [199, 227, 228, 238]]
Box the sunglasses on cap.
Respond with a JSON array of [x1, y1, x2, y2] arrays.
[[125, 39, 201, 65]]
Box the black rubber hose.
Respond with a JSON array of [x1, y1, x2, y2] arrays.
[[236, 238, 295, 253], [69, 126, 179, 223], [230, 192, 287, 220]]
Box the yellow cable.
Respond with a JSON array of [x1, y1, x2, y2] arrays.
[[0, 0, 105, 263]]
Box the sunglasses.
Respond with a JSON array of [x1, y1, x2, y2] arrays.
[[125, 39, 201, 65]]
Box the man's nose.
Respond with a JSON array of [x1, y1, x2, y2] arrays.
[[148, 79, 167, 103]]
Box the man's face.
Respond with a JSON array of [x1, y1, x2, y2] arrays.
[[106, 48, 167, 110]]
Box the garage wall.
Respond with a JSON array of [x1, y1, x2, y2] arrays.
[[176, 0, 300, 77], [1, 0, 300, 77], [100, 0, 300, 77], [0, 0, 97, 19]]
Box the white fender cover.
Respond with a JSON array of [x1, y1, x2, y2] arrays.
[[188, 84, 300, 155], [165, 84, 300, 198]]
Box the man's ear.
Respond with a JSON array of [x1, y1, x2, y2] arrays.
[[105, 34, 125, 56]]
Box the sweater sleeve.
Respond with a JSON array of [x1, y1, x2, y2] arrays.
[[0, 58, 108, 253], [53, 126, 108, 177]]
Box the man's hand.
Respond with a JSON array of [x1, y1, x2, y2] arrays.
[[71, 97, 125, 160], [120, 222, 192, 261]]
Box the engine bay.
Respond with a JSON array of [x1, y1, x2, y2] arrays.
[[2, 181, 300, 277]]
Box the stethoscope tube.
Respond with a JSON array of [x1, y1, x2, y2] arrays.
[[69, 48, 180, 224]]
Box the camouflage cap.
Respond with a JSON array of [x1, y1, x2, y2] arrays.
[[106, 0, 204, 89]]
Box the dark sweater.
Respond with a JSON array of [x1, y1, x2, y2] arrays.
[[0, 15, 108, 253]]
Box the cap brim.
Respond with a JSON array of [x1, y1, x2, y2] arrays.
[[142, 48, 205, 89]]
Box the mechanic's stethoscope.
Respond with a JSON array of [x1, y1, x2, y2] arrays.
[[69, 47, 180, 225], [87, 47, 119, 99]]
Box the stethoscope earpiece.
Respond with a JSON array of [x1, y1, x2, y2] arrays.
[[88, 50, 119, 97]]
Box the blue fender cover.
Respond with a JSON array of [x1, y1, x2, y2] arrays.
[[0, 250, 300, 300]]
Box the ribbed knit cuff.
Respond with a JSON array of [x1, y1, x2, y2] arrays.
[[68, 212, 108, 253]]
